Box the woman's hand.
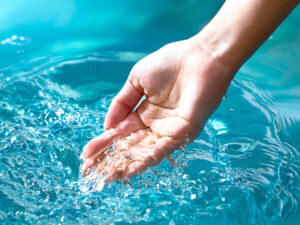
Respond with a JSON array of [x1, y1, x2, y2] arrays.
[[80, 0, 298, 183], [81, 39, 234, 182], [79, 0, 298, 184]]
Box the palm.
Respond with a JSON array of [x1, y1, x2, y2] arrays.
[[82, 40, 232, 182]]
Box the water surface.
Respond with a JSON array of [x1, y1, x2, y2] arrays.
[[0, 1, 299, 224]]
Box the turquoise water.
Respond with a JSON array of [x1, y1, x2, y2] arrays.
[[0, 1, 299, 224]]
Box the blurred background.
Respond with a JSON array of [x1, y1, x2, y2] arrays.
[[0, 0, 223, 64], [0, 0, 299, 82]]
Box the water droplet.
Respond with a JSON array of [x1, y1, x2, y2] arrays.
[[190, 194, 196, 200]]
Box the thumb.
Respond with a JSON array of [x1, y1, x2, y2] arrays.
[[104, 79, 143, 130]]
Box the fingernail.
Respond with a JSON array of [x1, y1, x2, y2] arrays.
[[80, 152, 86, 160]]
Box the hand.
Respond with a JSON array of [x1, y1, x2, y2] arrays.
[[81, 39, 234, 182]]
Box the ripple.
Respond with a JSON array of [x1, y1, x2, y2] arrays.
[[0, 53, 299, 224]]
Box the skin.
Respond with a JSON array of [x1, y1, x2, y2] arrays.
[[81, 0, 299, 183]]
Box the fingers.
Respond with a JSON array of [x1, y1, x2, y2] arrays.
[[104, 79, 143, 130], [102, 136, 178, 182], [122, 137, 176, 179], [81, 111, 146, 160], [83, 127, 180, 185], [81, 158, 96, 176], [81, 129, 118, 160]]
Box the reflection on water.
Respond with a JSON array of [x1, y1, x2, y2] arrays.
[[0, 35, 31, 46], [0, 0, 299, 222], [0, 50, 299, 224]]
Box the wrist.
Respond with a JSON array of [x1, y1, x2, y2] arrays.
[[189, 30, 243, 74], [190, 0, 299, 73]]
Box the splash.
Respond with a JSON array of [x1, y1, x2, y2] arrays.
[[0, 53, 299, 224], [80, 129, 184, 192]]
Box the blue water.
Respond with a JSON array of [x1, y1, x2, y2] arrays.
[[0, 1, 299, 224]]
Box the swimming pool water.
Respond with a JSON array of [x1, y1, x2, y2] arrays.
[[0, 1, 299, 224]]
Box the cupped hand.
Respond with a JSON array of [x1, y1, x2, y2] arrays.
[[81, 39, 234, 182]]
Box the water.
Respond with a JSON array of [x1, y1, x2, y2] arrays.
[[0, 1, 299, 224]]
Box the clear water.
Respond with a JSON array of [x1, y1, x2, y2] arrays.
[[0, 1, 299, 224]]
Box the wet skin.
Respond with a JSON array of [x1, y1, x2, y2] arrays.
[[81, 0, 299, 183], [81, 40, 232, 182]]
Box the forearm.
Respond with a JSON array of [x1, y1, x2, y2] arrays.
[[191, 0, 299, 72]]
